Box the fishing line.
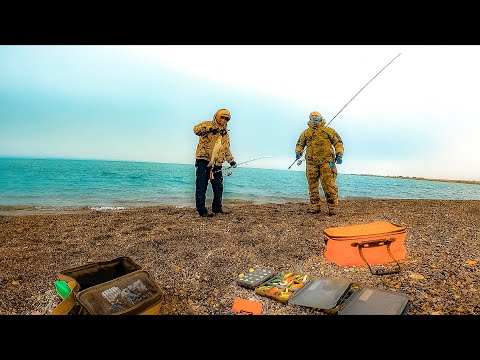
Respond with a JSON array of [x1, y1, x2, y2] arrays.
[[326, 52, 401, 127], [212, 156, 272, 175], [288, 53, 402, 170]]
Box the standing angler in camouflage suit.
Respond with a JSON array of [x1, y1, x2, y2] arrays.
[[193, 108, 237, 218], [295, 111, 344, 215]]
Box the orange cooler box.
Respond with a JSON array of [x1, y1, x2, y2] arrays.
[[323, 221, 407, 268]]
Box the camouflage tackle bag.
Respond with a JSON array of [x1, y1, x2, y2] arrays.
[[50, 257, 164, 315]]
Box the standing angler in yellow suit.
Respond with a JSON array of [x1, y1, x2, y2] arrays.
[[295, 111, 344, 215], [193, 108, 237, 218]]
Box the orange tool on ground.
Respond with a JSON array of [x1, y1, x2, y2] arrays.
[[232, 298, 262, 315]]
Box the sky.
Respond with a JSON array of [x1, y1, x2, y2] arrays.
[[0, 45, 479, 181]]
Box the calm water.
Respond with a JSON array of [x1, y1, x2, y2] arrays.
[[1, 158, 479, 213]]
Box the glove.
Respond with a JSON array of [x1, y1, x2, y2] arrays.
[[295, 152, 302, 160], [229, 161, 237, 168], [219, 129, 227, 136], [209, 127, 220, 135], [329, 162, 334, 169], [335, 154, 343, 164], [297, 159, 303, 166]]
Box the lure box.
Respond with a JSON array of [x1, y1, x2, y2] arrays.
[[338, 286, 410, 315], [254, 271, 310, 304], [287, 277, 356, 312], [237, 268, 276, 289]]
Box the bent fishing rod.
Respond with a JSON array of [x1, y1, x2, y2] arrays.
[[288, 52, 402, 170]]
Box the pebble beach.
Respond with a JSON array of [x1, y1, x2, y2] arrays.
[[0, 199, 479, 316]]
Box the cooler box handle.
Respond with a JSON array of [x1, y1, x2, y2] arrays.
[[351, 238, 401, 275]]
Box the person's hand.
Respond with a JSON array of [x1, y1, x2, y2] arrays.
[[336, 154, 343, 164], [296, 159, 303, 166], [295, 152, 302, 160], [329, 162, 334, 169], [209, 127, 220, 135], [219, 129, 227, 136], [229, 161, 237, 168]]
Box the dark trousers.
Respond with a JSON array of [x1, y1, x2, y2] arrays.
[[195, 159, 224, 214]]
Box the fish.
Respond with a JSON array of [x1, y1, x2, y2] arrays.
[[208, 135, 223, 168]]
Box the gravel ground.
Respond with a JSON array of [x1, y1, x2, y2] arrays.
[[0, 199, 479, 315]]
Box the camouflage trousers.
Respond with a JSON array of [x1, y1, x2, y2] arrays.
[[305, 161, 338, 212]]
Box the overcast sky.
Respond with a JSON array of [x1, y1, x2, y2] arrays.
[[1, 45, 479, 181]]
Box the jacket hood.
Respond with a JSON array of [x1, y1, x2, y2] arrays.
[[212, 108, 231, 129]]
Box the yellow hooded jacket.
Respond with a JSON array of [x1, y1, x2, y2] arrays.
[[295, 119, 344, 164], [193, 109, 235, 166]]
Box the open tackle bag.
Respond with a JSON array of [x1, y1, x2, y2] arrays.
[[50, 257, 164, 315], [323, 221, 407, 275]]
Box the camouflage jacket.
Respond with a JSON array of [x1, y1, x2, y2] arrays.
[[193, 120, 234, 166], [295, 119, 344, 164]]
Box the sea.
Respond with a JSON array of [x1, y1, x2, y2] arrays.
[[1, 158, 479, 214]]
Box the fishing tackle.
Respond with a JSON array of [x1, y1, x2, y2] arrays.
[[212, 156, 272, 176], [288, 53, 402, 169]]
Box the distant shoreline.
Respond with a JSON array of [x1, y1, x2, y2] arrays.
[[2, 157, 478, 185], [350, 173, 480, 186]]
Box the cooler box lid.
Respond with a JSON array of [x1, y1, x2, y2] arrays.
[[323, 221, 406, 239]]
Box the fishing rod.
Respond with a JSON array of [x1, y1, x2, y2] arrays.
[[288, 52, 402, 170], [213, 156, 272, 175]]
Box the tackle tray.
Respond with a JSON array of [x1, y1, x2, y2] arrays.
[[237, 268, 276, 289], [338, 285, 410, 315], [287, 277, 355, 311], [255, 271, 310, 304]]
